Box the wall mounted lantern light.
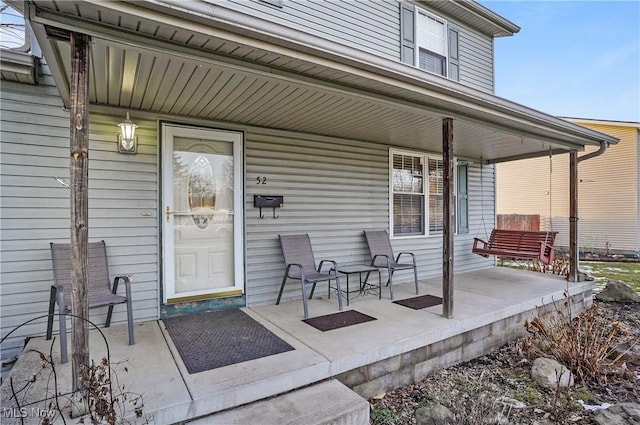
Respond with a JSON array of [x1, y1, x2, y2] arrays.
[[117, 113, 138, 154]]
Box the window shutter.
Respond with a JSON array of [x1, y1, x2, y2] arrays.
[[457, 164, 468, 233], [448, 26, 460, 81], [400, 3, 415, 65]]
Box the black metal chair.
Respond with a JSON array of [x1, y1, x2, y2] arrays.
[[276, 234, 344, 319], [363, 230, 419, 300], [46, 240, 135, 363]]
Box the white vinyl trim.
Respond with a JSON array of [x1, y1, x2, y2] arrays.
[[161, 124, 244, 302]]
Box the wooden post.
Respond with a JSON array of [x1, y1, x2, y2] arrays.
[[442, 118, 454, 318], [569, 151, 579, 282], [69, 31, 90, 391]]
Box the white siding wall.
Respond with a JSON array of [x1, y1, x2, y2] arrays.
[[1, 72, 497, 358], [222, 0, 495, 93], [244, 130, 495, 305], [0, 68, 159, 357], [225, 0, 401, 61], [496, 124, 640, 253], [456, 23, 494, 92]]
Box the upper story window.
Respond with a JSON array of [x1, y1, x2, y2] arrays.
[[416, 11, 447, 76], [400, 3, 459, 81]]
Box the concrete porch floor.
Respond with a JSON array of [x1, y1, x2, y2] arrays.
[[1, 267, 593, 424]]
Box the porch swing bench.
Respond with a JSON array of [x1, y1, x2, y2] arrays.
[[472, 229, 559, 265]]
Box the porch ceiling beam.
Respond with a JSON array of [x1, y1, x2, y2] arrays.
[[26, 5, 70, 106], [483, 148, 570, 165], [28, 4, 616, 151]]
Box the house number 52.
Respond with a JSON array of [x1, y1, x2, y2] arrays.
[[256, 177, 267, 185]]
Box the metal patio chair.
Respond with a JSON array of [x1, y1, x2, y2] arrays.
[[363, 230, 419, 300], [46, 240, 135, 363], [276, 234, 344, 319]]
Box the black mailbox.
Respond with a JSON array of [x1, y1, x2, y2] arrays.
[[254, 195, 283, 219], [253, 195, 283, 208]]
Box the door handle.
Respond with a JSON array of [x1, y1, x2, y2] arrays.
[[166, 206, 171, 223]]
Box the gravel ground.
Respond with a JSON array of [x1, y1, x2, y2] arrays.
[[369, 301, 640, 425]]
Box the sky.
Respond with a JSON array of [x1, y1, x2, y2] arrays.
[[0, 2, 24, 48], [480, 0, 640, 123]]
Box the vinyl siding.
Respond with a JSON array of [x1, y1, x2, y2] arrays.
[[456, 23, 494, 92], [224, 0, 401, 61], [496, 123, 640, 253], [244, 131, 495, 305], [577, 124, 639, 253], [0, 68, 160, 357], [495, 155, 570, 237], [1, 72, 497, 358], [222, 0, 495, 92]]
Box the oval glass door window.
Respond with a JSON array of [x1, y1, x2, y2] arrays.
[[188, 155, 216, 229]]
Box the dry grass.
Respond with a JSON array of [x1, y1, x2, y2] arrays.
[[521, 297, 635, 385]]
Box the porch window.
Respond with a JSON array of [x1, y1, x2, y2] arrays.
[[391, 150, 467, 237], [428, 158, 444, 233], [392, 152, 425, 236]]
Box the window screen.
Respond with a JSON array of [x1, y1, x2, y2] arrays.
[[416, 9, 448, 77], [392, 153, 425, 236]]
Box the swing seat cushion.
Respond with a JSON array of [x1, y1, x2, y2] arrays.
[[472, 229, 558, 265]]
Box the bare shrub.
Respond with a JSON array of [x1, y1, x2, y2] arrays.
[[80, 358, 146, 424], [520, 296, 635, 385], [526, 258, 569, 277], [1, 315, 149, 424]]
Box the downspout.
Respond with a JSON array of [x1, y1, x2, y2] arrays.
[[577, 141, 609, 164], [568, 141, 609, 282]]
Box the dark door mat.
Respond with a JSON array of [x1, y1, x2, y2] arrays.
[[303, 310, 376, 331], [163, 309, 294, 374], [393, 294, 443, 310]]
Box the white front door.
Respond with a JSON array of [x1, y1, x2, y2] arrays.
[[162, 124, 244, 303]]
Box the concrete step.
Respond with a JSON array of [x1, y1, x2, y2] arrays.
[[186, 379, 370, 425]]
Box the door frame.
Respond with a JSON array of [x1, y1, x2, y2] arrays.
[[161, 123, 245, 303]]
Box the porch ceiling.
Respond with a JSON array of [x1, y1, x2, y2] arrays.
[[25, 0, 618, 163]]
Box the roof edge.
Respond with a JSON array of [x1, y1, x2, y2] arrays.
[[126, 1, 611, 145], [456, 0, 521, 36], [33, 0, 615, 148], [562, 117, 640, 129]]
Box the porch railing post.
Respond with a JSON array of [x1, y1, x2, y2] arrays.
[[442, 118, 454, 318], [569, 151, 579, 282], [69, 31, 90, 391]]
